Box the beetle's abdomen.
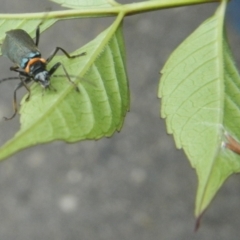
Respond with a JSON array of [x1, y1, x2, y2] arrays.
[[1, 29, 41, 69]]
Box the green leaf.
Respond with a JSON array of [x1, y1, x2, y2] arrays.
[[0, 18, 129, 160], [50, 0, 119, 9], [158, 0, 240, 217]]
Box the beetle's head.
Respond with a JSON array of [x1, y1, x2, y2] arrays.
[[34, 70, 51, 89]]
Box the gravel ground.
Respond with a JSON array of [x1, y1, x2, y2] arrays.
[[0, 0, 239, 239]]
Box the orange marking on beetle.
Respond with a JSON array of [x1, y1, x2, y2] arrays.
[[24, 58, 46, 73]]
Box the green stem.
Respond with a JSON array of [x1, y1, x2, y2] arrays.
[[123, 0, 219, 16], [0, 0, 220, 19]]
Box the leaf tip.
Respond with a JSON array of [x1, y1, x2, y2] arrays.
[[194, 211, 205, 232]]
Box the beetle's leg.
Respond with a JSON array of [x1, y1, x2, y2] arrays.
[[10, 66, 31, 98], [35, 22, 41, 47], [0, 66, 26, 83], [10, 67, 30, 77], [48, 62, 61, 75], [49, 62, 79, 91], [19, 77, 32, 101], [35, 10, 51, 46], [4, 76, 33, 120], [9, 65, 19, 71], [46, 47, 86, 63], [9, 68, 32, 100], [4, 82, 25, 120]]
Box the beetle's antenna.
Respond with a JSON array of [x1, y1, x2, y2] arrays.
[[0, 77, 20, 83], [52, 74, 96, 88]]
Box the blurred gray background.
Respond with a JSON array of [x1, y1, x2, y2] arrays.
[[0, 0, 239, 239]]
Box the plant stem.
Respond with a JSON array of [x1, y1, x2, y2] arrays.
[[0, 0, 220, 19]]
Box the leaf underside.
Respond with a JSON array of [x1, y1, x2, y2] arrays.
[[159, 1, 240, 217], [0, 21, 129, 160]]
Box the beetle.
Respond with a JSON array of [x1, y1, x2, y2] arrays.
[[0, 22, 86, 120]]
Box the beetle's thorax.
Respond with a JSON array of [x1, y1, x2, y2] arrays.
[[26, 58, 50, 88]]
